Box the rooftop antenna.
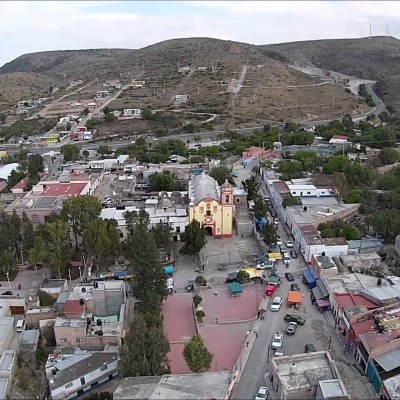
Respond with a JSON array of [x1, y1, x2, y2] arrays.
[[386, 24, 390, 38]]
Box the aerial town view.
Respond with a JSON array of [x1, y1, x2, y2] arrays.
[[1, 1, 400, 399]]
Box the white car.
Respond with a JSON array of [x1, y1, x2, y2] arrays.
[[285, 239, 294, 248], [274, 218, 279, 225], [276, 237, 283, 246], [271, 331, 283, 349], [270, 296, 283, 312], [255, 386, 269, 400]]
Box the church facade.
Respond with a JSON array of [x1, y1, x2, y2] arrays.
[[188, 172, 234, 238]]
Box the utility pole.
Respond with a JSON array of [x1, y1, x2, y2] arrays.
[[197, 86, 200, 95], [369, 24, 372, 38]]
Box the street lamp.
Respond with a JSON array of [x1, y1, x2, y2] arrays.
[[68, 269, 72, 284], [78, 267, 82, 282], [20, 250, 24, 265], [5, 272, 10, 289]]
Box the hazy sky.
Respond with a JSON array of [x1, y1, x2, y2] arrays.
[[0, 1, 398, 68]]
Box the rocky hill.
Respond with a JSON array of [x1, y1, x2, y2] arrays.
[[259, 36, 400, 113]]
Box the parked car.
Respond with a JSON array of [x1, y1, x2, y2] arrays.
[[285, 272, 294, 281], [255, 386, 269, 400], [290, 249, 297, 259], [286, 322, 297, 335], [290, 283, 300, 291], [283, 253, 291, 265], [276, 237, 283, 246], [285, 239, 293, 248], [284, 314, 306, 325], [1, 291, 12, 296], [305, 343, 317, 353], [271, 331, 283, 349], [274, 218, 279, 225], [270, 296, 283, 312]]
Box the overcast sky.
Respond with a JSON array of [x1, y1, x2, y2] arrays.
[[0, 1, 399, 68]]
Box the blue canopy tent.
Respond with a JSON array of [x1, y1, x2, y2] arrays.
[[228, 282, 242, 297], [114, 271, 127, 280], [254, 217, 268, 231], [163, 266, 174, 276], [302, 266, 318, 289]]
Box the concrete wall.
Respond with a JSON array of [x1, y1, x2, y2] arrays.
[[93, 289, 123, 317], [26, 309, 57, 327]]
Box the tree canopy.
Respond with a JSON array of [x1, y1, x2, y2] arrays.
[[183, 335, 213, 373], [180, 220, 207, 258]]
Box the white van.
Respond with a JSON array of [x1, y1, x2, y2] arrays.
[[16, 319, 25, 332]]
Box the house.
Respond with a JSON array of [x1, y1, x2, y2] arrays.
[[188, 172, 234, 238], [45, 351, 119, 400], [340, 253, 382, 272], [40, 279, 68, 300], [329, 135, 349, 144], [122, 109, 141, 118], [96, 91, 110, 98], [175, 94, 188, 103], [269, 351, 348, 400], [242, 146, 269, 159], [311, 254, 338, 277]]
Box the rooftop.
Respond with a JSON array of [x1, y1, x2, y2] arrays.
[[0, 350, 15, 372], [39, 182, 88, 197], [46, 352, 118, 390], [63, 300, 85, 316], [21, 329, 40, 346], [0, 163, 19, 181], [340, 252, 382, 263], [314, 255, 336, 270], [324, 273, 390, 294], [318, 379, 348, 399], [41, 279, 66, 289], [322, 237, 348, 246], [286, 203, 360, 226], [189, 172, 220, 204], [0, 318, 14, 344], [114, 376, 161, 400], [0, 182, 7, 193], [273, 181, 290, 193], [272, 351, 339, 392], [360, 328, 400, 352], [383, 374, 400, 399], [360, 285, 400, 304], [148, 372, 231, 400], [334, 293, 379, 310]]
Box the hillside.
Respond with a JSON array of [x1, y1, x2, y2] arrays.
[[0, 49, 131, 77], [259, 36, 400, 113], [0, 37, 370, 122]]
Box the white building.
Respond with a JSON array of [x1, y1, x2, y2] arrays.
[[286, 184, 332, 198], [88, 155, 129, 171], [122, 109, 141, 117], [46, 352, 118, 400], [96, 91, 110, 98], [101, 198, 189, 241]]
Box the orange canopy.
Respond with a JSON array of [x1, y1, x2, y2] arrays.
[[288, 291, 302, 304]]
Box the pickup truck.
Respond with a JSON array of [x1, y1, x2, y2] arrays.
[[284, 314, 306, 326]]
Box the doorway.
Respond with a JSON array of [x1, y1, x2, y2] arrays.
[[205, 226, 213, 236]]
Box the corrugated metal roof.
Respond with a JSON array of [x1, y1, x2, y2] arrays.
[[375, 349, 400, 372]]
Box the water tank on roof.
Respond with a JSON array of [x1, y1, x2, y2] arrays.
[[93, 281, 98, 289], [377, 278, 382, 286], [290, 363, 297, 376], [303, 206, 308, 212], [81, 287, 86, 293], [51, 369, 57, 376], [97, 330, 103, 336], [97, 319, 102, 326], [79, 298, 84, 305]]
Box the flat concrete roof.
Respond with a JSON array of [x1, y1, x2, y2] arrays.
[[286, 203, 359, 226], [0, 318, 13, 345], [272, 351, 338, 392], [319, 379, 348, 398], [114, 376, 161, 400], [41, 279, 66, 289], [324, 273, 390, 294], [0, 378, 7, 400], [340, 253, 381, 263], [148, 372, 231, 400], [0, 350, 14, 372]]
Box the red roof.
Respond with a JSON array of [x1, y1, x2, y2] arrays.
[[40, 182, 87, 197], [12, 177, 29, 190], [63, 300, 85, 316], [360, 328, 400, 351], [351, 318, 375, 336], [335, 293, 379, 310], [0, 181, 7, 193], [273, 181, 290, 193], [331, 135, 349, 140]]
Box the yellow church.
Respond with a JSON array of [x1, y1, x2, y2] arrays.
[[188, 172, 234, 238]]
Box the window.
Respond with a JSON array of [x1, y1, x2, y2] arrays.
[[80, 377, 86, 385], [292, 191, 296, 195], [206, 210, 211, 216], [236, 198, 240, 203], [213, 206, 218, 213], [76, 338, 83, 342], [225, 195, 229, 203], [65, 382, 73, 389], [199, 207, 204, 213], [307, 192, 311, 195], [100, 364, 108, 372], [176, 226, 180, 233]]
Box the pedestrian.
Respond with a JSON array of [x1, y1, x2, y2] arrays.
[[215, 318, 219, 324], [246, 341, 249, 347]]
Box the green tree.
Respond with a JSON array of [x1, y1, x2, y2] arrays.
[[379, 147, 399, 166], [61, 144, 80, 162], [379, 111, 390, 124], [104, 219, 121, 259], [180, 220, 207, 259], [62, 195, 102, 248], [237, 270, 251, 283], [183, 335, 213, 373], [44, 220, 71, 278], [193, 294, 202, 308], [209, 166, 233, 185], [242, 176, 260, 201], [125, 210, 168, 314], [282, 197, 302, 208], [82, 150, 89, 158], [21, 218, 34, 257], [103, 106, 111, 115], [105, 113, 117, 122], [151, 221, 171, 250], [97, 145, 112, 156], [7, 168, 25, 189], [83, 219, 111, 271], [148, 172, 173, 191], [262, 223, 277, 247], [27, 154, 44, 185], [293, 150, 320, 172], [323, 155, 351, 174], [28, 236, 46, 269], [82, 108, 90, 117], [0, 250, 15, 275], [342, 113, 354, 131], [253, 196, 268, 220], [120, 313, 170, 377]]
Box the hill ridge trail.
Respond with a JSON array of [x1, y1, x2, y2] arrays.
[[228, 65, 247, 98]]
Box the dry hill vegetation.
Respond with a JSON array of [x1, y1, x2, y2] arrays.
[[259, 36, 400, 114], [0, 37, 385, 122]]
